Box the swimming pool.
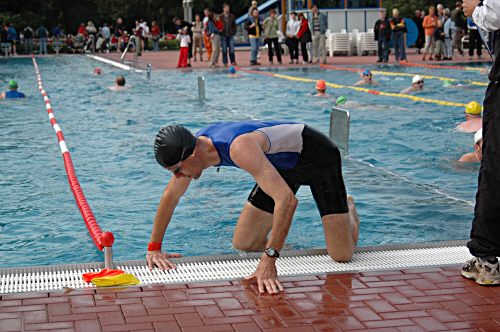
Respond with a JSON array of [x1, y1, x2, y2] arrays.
[[0, 56, 487, 268]]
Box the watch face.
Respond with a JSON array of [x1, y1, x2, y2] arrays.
[[266, 248, 278, 257]]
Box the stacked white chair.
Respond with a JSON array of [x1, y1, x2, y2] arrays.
[[332, 30, 350, 55], [357, 31, 378, 55], [349, 29, 360, 55]]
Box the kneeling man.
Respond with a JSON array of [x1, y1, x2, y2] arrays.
[[148, 121, 360, 294]]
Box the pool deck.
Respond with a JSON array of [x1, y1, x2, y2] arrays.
[[2, 265, 500, 332], [98, 48, 490, 70]]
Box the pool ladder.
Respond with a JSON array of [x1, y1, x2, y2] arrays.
[[121, 35, 139, 69]]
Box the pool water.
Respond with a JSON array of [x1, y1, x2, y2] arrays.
[[0, 56, 488, 268]]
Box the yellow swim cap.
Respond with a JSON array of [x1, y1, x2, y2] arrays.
[[466, 101, 482, 115]]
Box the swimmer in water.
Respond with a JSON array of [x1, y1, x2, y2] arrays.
[[109, 76, 130, 91], [149, 122, 360, 295], [459, 129, 483, 163], [353, 69, 379, 86], [94, 67, 102, 75], [400, 75, 424, 94], [313, 79, 327, 97], [0, 80, 25, 99], [227, 66, 241, 78], [456, 101, 482, 133]]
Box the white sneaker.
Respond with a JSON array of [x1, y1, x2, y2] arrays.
[[461, 256, 500, 285]]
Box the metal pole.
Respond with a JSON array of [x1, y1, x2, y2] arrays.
[[198, 76, 206, 100], [104, 247, 114, 269]]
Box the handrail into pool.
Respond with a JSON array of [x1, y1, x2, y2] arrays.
[[120, 35, 139, 68], [31, 56, 115, 268]]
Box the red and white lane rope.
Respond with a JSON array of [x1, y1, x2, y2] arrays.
[[32, 56, 113, 251]]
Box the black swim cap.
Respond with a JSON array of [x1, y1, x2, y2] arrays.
[[154, 125, 197, 168]]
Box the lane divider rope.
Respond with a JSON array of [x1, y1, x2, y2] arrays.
[[320, 64, 488, 87], [240, 68, 467, 107], [399, 61, 486, 71], [32, 56, 110, 251]]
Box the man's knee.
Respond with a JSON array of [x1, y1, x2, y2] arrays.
[[327, 247, 354, 262], [232, 237, 264, 252]]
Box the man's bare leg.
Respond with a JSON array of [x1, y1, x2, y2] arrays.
[[232, 202, 273, 252], [322, 195, 360, 262]]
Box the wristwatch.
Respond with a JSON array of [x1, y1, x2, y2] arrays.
[[264, 247, 280, 258]]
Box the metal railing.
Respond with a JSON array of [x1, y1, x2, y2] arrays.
[[120, 35, 139, 68]]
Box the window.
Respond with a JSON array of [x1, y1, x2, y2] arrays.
[[347, 0, 379, 8], [314, 0, 344, 9]]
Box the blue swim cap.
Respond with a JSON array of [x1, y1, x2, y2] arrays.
[[363, 69, 372, 76], [229, 66, 236, 74]]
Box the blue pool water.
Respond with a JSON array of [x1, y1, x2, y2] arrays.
[[0, 56, 488, 268]]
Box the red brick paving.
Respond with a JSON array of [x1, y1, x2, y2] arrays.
[[1, 265, 500, 331], [99, 48, 490, 71]]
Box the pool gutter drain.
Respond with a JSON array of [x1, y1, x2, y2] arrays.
[[0, 241, 470, 294]]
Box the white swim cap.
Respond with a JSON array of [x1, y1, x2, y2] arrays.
[[474, 128, 483, 145], [412, 75, 423, 84]]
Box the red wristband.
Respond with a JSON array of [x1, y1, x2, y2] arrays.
[[148, 242, 162, 251]]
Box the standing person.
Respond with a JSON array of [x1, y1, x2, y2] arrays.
[[150, 121, 360, 295], [203, 8, 213, 62], [310, 4, 327, 64], [390, 8, 407, 62], [443, 8, 456, 60], [248, 0, 258, 17], [176, 27, 191, 68], [7, 23, 17, 55], [52, 24, 63, 41], [460, 0, 500, 285], [433, 19, 446, 60], [286, 12, 300, 64], [23, 25, 34, 54], [422, 6, 438, 60], [437, 4, 445, 21], [207, 12, 221, 68], [374, 9, 391, 63], [140, 20, 150, 51], [451, 1, 467, 56], [220, 3, 237, 66], [36, 24, 48, 55], [246, 8, 263, 66], [297, 12, 312, 64], [192, 15, 203, 60], [263, 9, 282, 65], [173, 17, 193, 66], [102, 23, 111, 51], [151, 21, 161, 52], [467, 17, 483, 60], [413, 10, 425, 53], [115, 18, 124, 50]]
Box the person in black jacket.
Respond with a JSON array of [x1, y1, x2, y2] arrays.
[[413, 10, 425, 53], [374, 9, 391, 62]]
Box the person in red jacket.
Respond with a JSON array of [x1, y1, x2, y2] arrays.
[[297, 13, 312, 64]]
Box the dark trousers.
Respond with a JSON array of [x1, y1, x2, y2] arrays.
[[287, 38, 299, 60], [300, 41, 309, 62], [220, 35, 235, 65], [267, 37, 282, 62], [377, 38, 389, 61], [468, 74, 500, 258], [469, 29, 483, 57]]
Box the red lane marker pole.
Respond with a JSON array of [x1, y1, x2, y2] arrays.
[[32, 56, 115, 268]]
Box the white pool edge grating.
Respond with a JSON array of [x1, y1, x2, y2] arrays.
[[0, 241, 472, 294]]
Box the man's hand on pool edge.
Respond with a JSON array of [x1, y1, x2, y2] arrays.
[[146, 250, 183, 271], [245, 255, 283, 295]]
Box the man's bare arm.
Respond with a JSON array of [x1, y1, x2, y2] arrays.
[[147, 176, 191, 270]]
